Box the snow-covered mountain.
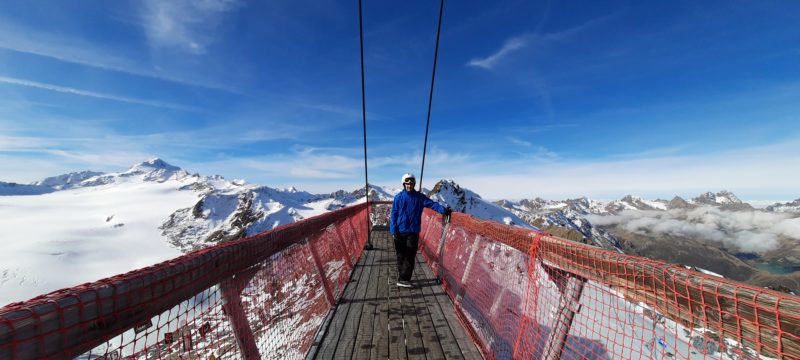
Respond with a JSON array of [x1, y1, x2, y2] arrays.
[[427, 179, 535, 229], [494, 191, 800, 295], [1, 159, 533, 304], [3, 159, 798, 304], [766, 198, 800, 213], [33, 170, 105, 190], [0, 159, 206, 305], [161, 178, 535, 253], [685, 190, 755, 211], [605, 195, 667, 213], [494, 190, 797, 255], [160, 183, 398, 252], [495, 197, 622, 251]]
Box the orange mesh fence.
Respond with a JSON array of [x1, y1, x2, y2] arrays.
[[419, 209, 800, 360], [0, 203, 370, 359]]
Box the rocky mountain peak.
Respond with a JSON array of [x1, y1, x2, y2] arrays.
[[347, 184, 394, 201], [766, 198, 800, 213], [429, 179, 468, 211], [124, 158, 190, 182], [668, 196, 694, 210], [620, 194, 641, 202], [605, 195, 666, 214], [127, 158, 180, 173], [564, 197, 606, 215], [691, 191, 753, 211], [33, 171, 105, 190], [516, 197, 549, 210], [692, 190, 742, 206]]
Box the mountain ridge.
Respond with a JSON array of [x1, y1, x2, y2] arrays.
[[1, 159, 798, 301]]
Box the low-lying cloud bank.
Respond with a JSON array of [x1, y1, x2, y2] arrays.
[[586, 206, 800, 253]]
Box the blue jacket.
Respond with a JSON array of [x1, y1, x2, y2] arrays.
[[389, 190, 446, 234]]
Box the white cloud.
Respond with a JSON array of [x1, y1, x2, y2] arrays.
[[0, 76, 199, 111], [0, 136, 54, 151], [508, 136, 533, 147], [0, 18, 241, 93], [467, 14, 613, 70], [586, 206, 799, 253], [467, 36, 528, 69], [141, 0, 240, 54]]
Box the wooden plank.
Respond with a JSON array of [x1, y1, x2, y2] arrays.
[[352, 235, 382, 359], [372, 233, 391, 359], [312, 229, 484, 360], [415, 258, 464, 360], [387, 233, 408, 360], [332, 240, 377, 359], [407, 256, 447, 360], [418, 257, 483, 360], [402, 263, 426, 360], [312, 241, 371, 359]]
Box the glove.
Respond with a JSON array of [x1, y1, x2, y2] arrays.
[[444, 207, 452, 216]]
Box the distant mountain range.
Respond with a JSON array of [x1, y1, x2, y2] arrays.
[[1, 158, 798, 303]]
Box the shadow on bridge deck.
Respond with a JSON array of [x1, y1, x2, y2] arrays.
[[308, 229, 483, 360]]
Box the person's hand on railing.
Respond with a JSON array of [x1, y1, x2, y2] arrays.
[[444, 207, 452, 216]]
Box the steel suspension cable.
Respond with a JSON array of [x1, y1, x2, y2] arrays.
[[358, 0, 373, 249], [418, 0, 445, 192]]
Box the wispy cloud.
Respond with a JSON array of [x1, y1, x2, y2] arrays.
[[141, 0, 240, 55], [0, 136, 55, 151], [467, 14, 615, 70], [0, 76, 199, 111], [0, 18, 242, 94], [467, 36, 528, 69], [508, 136, 533, 147]]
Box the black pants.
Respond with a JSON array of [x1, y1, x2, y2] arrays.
[[393, 233, 419, 281]]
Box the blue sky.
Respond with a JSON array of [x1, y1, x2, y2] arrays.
[[1, 0, 799, 201]]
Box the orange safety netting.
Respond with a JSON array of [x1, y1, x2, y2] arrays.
[[0, 203, 369, 359], [419, 208, 800, 360]]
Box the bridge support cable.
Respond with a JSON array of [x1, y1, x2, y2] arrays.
[[418, 0, 445, 191], [358, 0, 373, 250]]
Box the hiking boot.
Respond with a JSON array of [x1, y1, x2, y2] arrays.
[[396, 280, 413, 288]]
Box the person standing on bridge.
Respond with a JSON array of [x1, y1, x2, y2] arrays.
[[390, 173, 451, 288]]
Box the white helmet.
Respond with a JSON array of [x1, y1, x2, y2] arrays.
[[401, 173, 416, 183]]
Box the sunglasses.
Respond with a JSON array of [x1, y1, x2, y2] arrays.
[[404, 180, 416, 184]]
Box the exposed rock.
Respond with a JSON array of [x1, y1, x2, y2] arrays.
[[667, 196, 694, 210], [766, 198, 800, 213]]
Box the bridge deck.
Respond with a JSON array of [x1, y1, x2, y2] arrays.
[[308, 229, 482, 360]]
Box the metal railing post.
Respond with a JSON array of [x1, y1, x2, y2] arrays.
[[220, 267, 262, 360], [435, 213, 450, 283], [541, 273, 586, 360], [455, 235, 481, 307], [307, 237, 337, 307]]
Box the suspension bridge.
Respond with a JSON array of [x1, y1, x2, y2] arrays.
[[1, 201, 798, 359], [2, 0, 799, 358]]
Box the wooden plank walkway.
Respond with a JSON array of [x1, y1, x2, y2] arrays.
[[309, 229, 482, 360]]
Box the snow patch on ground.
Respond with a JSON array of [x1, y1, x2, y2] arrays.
[[0, 178, 200, 305]]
